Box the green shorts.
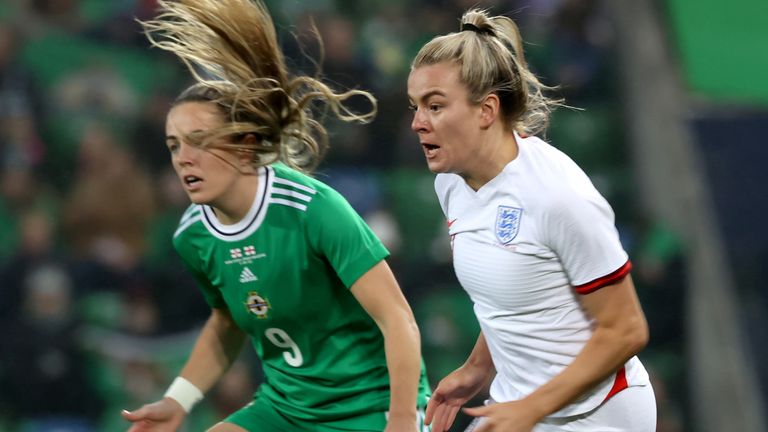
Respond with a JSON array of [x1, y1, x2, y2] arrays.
[[224, 396, 430, 431]]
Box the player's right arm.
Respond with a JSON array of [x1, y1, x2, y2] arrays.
[[122, 307, 246, 431], [425, 331, 496, 432]]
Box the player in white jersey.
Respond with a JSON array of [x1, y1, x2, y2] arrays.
[[123, 1, 429, 431], [407, 8, 655, 432]]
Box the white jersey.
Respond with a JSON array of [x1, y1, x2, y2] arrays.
[[435, 134, 650, 417]]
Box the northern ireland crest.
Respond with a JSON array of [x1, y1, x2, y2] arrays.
[[245, 291, 271, 319], [495, 206, 522, 244]]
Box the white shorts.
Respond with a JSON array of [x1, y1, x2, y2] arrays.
[[464, 385, 656, 432]]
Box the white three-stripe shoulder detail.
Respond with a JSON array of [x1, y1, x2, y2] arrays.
[[180, 205, 200, 224], [174, 214, 202, 238], [273, 177, 317, 195], [269, 197, 307, 211], [271, 186, 313, 202]]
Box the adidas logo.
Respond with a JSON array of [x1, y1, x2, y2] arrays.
[[239, 267, 258, 283]]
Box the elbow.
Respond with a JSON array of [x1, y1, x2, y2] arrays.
[[378, 308, 421, 343], [599, 313, 649, 358], [396, 312, 423, 350], [397, 312, 422, 345], [410, 319, 422, 346], [624, 317, 650, 356]]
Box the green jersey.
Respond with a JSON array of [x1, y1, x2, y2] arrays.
[[173, 163, 429, 422]]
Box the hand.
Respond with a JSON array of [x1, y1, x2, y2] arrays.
[[121, 398, 186, 432], [463, 400, 539, 432], [425, 364, 490, 432], [384, 412, 419, 432]]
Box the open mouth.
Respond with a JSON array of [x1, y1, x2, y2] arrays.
[[184, 175, 202, 186], [422, 143, 440, 157]]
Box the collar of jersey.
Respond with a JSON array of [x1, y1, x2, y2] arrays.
[[200, 166, 273, 241]]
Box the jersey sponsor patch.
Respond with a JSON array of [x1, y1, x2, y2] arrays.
[[495, 206, 522, 244], [245, 291, 270, 318], [225, 245, 267, 266]]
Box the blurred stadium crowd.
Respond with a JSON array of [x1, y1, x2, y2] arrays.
[[0, 0, 689, 430]]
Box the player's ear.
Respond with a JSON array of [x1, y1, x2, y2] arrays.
[[237, 133, 259, 147], [236, 134, 258, 170], [479, 93, 500, 129]]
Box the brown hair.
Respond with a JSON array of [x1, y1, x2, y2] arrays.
[[141, 0, 377, 173], [412, 8, 563, 136]]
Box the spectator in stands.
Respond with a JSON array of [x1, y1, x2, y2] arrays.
[[62, 124, 156, 273], [0, 263, 104, 429]]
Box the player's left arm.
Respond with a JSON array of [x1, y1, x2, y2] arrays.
[[464, 184, 650, 430], [351, 260, 422, 431], [530, 274, 647, 414], [465, 274, 649, 430]]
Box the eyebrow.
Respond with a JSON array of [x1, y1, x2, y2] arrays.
[[409, 89, 446, 103], [166, 128, 206, 140]]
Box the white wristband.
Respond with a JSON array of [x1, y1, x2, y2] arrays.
[[164, 377, 203, 413]]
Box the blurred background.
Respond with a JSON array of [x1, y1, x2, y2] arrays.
[[0, 0, 765, 431]]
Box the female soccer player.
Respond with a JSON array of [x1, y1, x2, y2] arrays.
[[407, 8, 656, 432], [121, 1, 429, 431]]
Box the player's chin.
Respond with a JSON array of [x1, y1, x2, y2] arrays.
[[185, 191, 210, 205], [425, 159, 449, 174]]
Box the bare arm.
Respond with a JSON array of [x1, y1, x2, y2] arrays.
[[122, 308, 246, 430], [522, 275, 648, 418], [466, 275, 649, 430], [350, 260, 422, 430], [425, 331, 496, 432], [177, 307, 247, 393], [463, 331, 495, 373]]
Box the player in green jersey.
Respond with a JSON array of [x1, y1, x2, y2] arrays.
[[122, 1, 430, 431]]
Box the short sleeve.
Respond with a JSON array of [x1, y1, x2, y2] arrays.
[[173, 236, 226, 308], [543, 190, 630, 295], [306, 186, 389, 288]]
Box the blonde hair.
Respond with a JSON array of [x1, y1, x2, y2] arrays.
[[412, 9, 563, 136], [141, 0, 377, 173]]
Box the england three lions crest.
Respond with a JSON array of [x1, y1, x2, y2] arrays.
[[496, 206, 523, 244]]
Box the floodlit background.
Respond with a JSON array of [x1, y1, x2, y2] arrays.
[[0, 0, 765, 431]]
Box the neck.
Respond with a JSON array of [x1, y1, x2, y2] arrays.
[[463, 128, 519, 191], [212, 173, 259, 225]]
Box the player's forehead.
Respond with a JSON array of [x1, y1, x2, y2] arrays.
[[407, 62, 463, 101], [166, 101, 224, 134]]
